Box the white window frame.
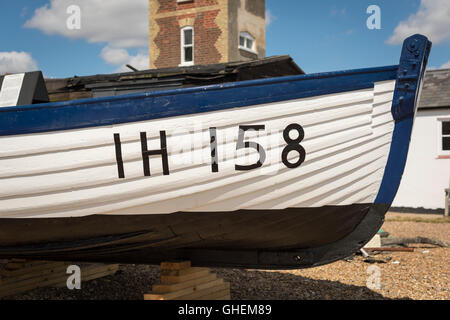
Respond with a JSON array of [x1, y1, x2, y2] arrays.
[[239, 32, 257, 54], [180, 26, 194, 67], [177, 0, 193, 3], [437, 118, 450, 157]]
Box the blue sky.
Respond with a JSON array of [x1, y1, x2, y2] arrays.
[[1, 0, 449, 78], [266, 0, 450, 72]]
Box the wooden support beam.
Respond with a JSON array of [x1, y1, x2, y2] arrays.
[[161, 268, 211, 284], [160, 261, 191, 271], [145, 261, 230, 300], [0, 260, 119, 298]]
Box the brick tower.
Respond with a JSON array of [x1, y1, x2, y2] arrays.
[[149, 0, 266, 69]]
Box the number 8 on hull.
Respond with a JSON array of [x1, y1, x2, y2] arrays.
[[0, 34, 431, 269]]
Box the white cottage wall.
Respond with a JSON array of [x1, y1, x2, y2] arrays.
[[393, 108, 450, 210]]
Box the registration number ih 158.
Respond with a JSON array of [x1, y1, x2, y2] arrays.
[[113, 124, 306, 179]]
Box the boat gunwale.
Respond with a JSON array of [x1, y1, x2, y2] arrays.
[[0, 65, 399, 114], [0, 65, 399, 137]]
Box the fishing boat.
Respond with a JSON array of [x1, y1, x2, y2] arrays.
[[0, 34, 431, 269]]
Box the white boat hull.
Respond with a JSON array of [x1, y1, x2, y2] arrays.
[[0, 81, 395, 219], [0, 34, 431, 268]]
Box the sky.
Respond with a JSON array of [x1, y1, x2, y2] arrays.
[[0, 0, 449, 78]]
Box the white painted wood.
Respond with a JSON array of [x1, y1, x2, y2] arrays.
[[0, 89, 374, 157], [0, 81, 396, 218], [364, 234, 381, 248], [393, 109, 450, 210], [0, 73, 25, 107]]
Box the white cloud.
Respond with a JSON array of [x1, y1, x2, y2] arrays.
[[0, 51, 38, 74], [101, 47, 149, 72], [440, 61, 450, 69], [117, 54, 149, 72], [387, 0, 450, 45], [100, 47, 131, 66], [24, 0, 149, 48], [266, 10, 275, 27], [24, 0, 149, 71], [427, 61, 450, 70]]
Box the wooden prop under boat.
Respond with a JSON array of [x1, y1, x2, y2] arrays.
[[0, 35, 431, 269]]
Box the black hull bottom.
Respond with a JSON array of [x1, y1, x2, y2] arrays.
[[0, 203, 389, 269]]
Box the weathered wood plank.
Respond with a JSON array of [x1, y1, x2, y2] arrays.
[[152, 273, 217, 294], [144, 278, 224, 300], [161, 268, 210, 284], [0, 261, 118, 298], [0, 261, 66, 277], [175, 282, 230, 300], [161, 267, 209, 277], [160, 261, 191, 271], [1, 264, 68, 286]]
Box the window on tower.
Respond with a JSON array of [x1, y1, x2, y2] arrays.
[[239, 32, 256, 54], [180, 26, 194, 66]]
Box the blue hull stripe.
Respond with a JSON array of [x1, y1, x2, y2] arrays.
[[0, 66, 397, 137]]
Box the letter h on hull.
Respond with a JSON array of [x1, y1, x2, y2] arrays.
[[113, 131, 170, 179], [140, 131, 170, 176]]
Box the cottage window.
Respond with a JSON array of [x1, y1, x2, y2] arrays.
[[437, 119, 450, 158], [239, 32, 256, 54], [180, 26, 194, 66], [442, 121, 450, 151]]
